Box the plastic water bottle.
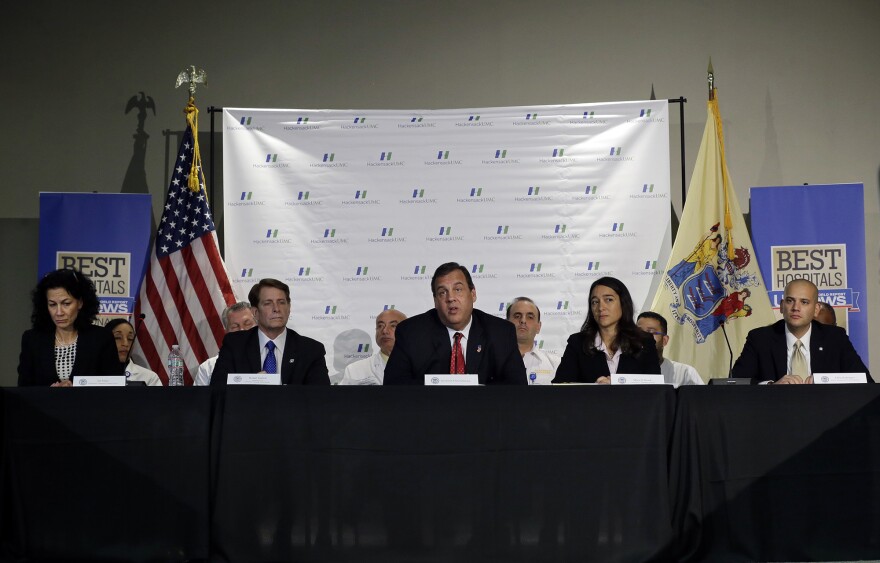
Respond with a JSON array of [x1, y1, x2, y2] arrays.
[[167, 344, 185, 386]]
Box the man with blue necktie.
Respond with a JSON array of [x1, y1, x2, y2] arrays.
[[211, 278, 330, 386]]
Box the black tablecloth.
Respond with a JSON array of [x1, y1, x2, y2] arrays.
[[2, 385, 879, 562], [211, 386, 677, 562], [671, 385, 880, 562], [0, 388, 213, 562]]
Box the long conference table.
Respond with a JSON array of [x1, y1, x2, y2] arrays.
[[1, 385, 878, 562]]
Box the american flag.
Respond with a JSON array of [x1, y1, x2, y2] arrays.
[[132, 116, 235, 385]]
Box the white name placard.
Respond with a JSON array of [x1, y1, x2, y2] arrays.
[[227, 373, 282, 385], [73, 376, 127, 387], [425, 373, 479, 386], [610, 373, 666, 385], [813, 372, 868, 384]]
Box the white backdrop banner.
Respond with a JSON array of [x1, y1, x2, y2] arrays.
[[223, 101, 671, 382]]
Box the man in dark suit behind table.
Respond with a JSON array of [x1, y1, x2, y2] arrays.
[[732, 278, 871, 384], [384, 262, 526, 385], [211, 278, 330, 386]]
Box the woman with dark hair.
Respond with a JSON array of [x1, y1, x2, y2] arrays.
[[105, 318, 162, 386], [18, 268, 123, 386], [553, 276, 660, 384]]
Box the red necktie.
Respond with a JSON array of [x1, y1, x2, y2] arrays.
[[450, 332, 465, 374]]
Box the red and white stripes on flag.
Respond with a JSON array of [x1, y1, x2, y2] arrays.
[[132, 118, 236, 384]]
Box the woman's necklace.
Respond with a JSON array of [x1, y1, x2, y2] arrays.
[[55, 331, 78, 347]]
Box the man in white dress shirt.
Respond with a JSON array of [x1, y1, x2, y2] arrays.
[[193, 301, 256, 386], [506, 297, 560, 385], [637, 311, 704, 387], [339, 309, 407, 385]]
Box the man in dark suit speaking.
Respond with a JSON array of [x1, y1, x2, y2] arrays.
[[211, 278, 330, 386], [384, 262, 526, 385], [732, 278, 870, 384]]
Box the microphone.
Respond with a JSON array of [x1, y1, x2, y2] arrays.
[[128, 313, 146, 364], [720, 319, 734, 378]]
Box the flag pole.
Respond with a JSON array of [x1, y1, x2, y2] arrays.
[[175, 66, 208, 195]]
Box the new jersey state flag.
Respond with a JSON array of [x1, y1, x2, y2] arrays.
[[650, 90, 775, 381]]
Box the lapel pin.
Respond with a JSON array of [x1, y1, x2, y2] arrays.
[[818, 347, 823, 351], [289, 359, 294, 363], [476, 345, 482, 353]]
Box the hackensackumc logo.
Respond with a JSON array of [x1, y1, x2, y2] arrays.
[[664, 222, 763, 343]]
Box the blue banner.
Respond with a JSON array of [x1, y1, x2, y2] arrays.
[[39, 193, 152, 323], [750, 184, 868, 363]]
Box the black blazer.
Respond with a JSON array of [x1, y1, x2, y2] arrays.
[[18, 324, 124, 386], [732, 319, 871, 384], [383, 308, 527, 385], [210, 327, 330, 386], [552, 331, 661, 384]]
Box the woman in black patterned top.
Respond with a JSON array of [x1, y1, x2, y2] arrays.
[[18, 268, 123, 386]]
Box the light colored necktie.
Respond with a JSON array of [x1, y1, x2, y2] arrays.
[[263, 341, 277, 374], [791, 339, 808, 378]]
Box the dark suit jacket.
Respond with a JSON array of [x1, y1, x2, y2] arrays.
[[210, 327, 330, 386], [18, 324, 124, 386], [732, 319, 871, 384], [552, 331, 661, 384], [383, 308, 527, 385]]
